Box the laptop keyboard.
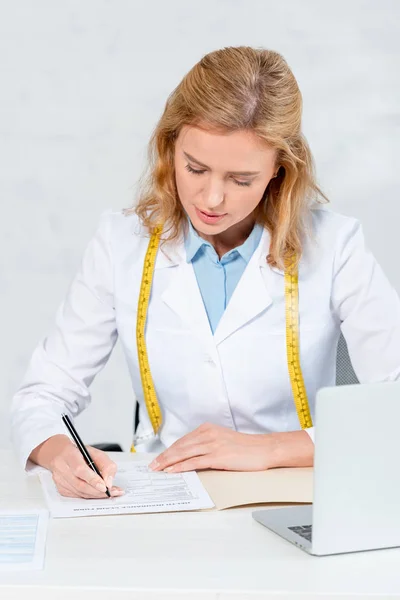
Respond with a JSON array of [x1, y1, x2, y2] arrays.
[[288, 525, 313, 542]]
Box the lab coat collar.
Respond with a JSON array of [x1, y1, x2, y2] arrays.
[[130, 215, 184, 269], [155, 241, 184, 269], [213, 227, 274, 344], [132, 217, 282, 274], [155, 230, 285, 275], [258, 231, 284, 276], [160, 226, 275, 350]]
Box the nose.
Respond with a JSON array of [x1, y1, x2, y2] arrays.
[[202, 179, 225, 210]]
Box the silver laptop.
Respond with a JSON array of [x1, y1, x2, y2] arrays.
[[252, 381, 400, 556]]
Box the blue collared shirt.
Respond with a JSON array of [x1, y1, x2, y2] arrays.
[[184, 220, 264, 333]]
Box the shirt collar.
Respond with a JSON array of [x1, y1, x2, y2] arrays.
[[184, 218, 210, 262], [184, 217, 264, 264]]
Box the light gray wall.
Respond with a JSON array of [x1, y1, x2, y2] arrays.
[[1, 0, 399, 451]]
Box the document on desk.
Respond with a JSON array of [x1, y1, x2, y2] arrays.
[[0, 510, 49, 571], [39, 461, 215, 518]]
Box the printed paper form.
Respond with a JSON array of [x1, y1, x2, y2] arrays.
[[0, 510, 49, 571], [39, 461, 215, 518]]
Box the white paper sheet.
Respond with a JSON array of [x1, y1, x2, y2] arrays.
[[0, 509, 49, 571], [39, 460, 215, 518]]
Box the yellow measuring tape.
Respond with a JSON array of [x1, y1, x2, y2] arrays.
[[131, 227, 163, 452], [131, 228, 312, 452], [284, 256, 313, 429]]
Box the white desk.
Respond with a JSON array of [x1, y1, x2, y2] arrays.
[[1, 450, 400, 599]]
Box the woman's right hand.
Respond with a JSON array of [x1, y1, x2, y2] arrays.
[[29, 434, 124, 499]]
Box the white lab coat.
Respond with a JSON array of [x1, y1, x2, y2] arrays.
[[10, 206, 400, 469]]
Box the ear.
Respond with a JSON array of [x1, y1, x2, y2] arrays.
[[272, 165, 282, 178], [271, 165, 281, 179]]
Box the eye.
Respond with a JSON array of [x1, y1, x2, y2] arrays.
[[185, 164, 252, 187], [185, 164, 205, 175]]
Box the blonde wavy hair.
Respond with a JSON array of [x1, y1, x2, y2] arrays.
[[125, 45, 328, 270]]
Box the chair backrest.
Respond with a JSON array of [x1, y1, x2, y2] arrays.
[[336, 332, 359, 386]]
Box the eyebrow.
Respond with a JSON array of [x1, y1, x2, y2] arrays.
[[183, 151, 260, 176]]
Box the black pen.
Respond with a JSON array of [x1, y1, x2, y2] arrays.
[[61, 413, 111, 498]]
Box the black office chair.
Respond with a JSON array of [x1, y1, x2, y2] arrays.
[[336, 332, 359, 386], [93, 333, 359, 452], [92, 402, 140, 453]]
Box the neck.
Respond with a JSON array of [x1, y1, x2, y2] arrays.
[[195, 214, 256, 259]]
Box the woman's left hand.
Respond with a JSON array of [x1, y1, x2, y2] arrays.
[[149, 423, 282, 473]]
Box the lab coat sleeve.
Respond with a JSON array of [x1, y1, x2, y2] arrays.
[[304, 427, 315, 444], [304, 219, 400, 446], [332, 219, 400, 384], [10, 210, 118, 470]]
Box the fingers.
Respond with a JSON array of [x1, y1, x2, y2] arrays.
[[65, 467, 124, 498], [51, 443, 123, 499], [54, 470, 124, 499], [148, 423, 248, 473], [163, 455, 212, 473], [67, 446, 117, 488], [149, 423, 218, 471], [66, 452, 108, 491], [150, 442, 214, 472], [52, 471, 78, 497], [88, 446, 118, 489]]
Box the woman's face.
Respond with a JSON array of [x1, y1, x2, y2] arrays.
[[174, 124, 277, 237]]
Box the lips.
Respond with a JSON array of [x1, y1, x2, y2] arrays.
[[200, 210, 224, 217], [195, 207, 227, 224]]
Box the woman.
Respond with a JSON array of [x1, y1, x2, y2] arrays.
[[10, 46, 400, 500]]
